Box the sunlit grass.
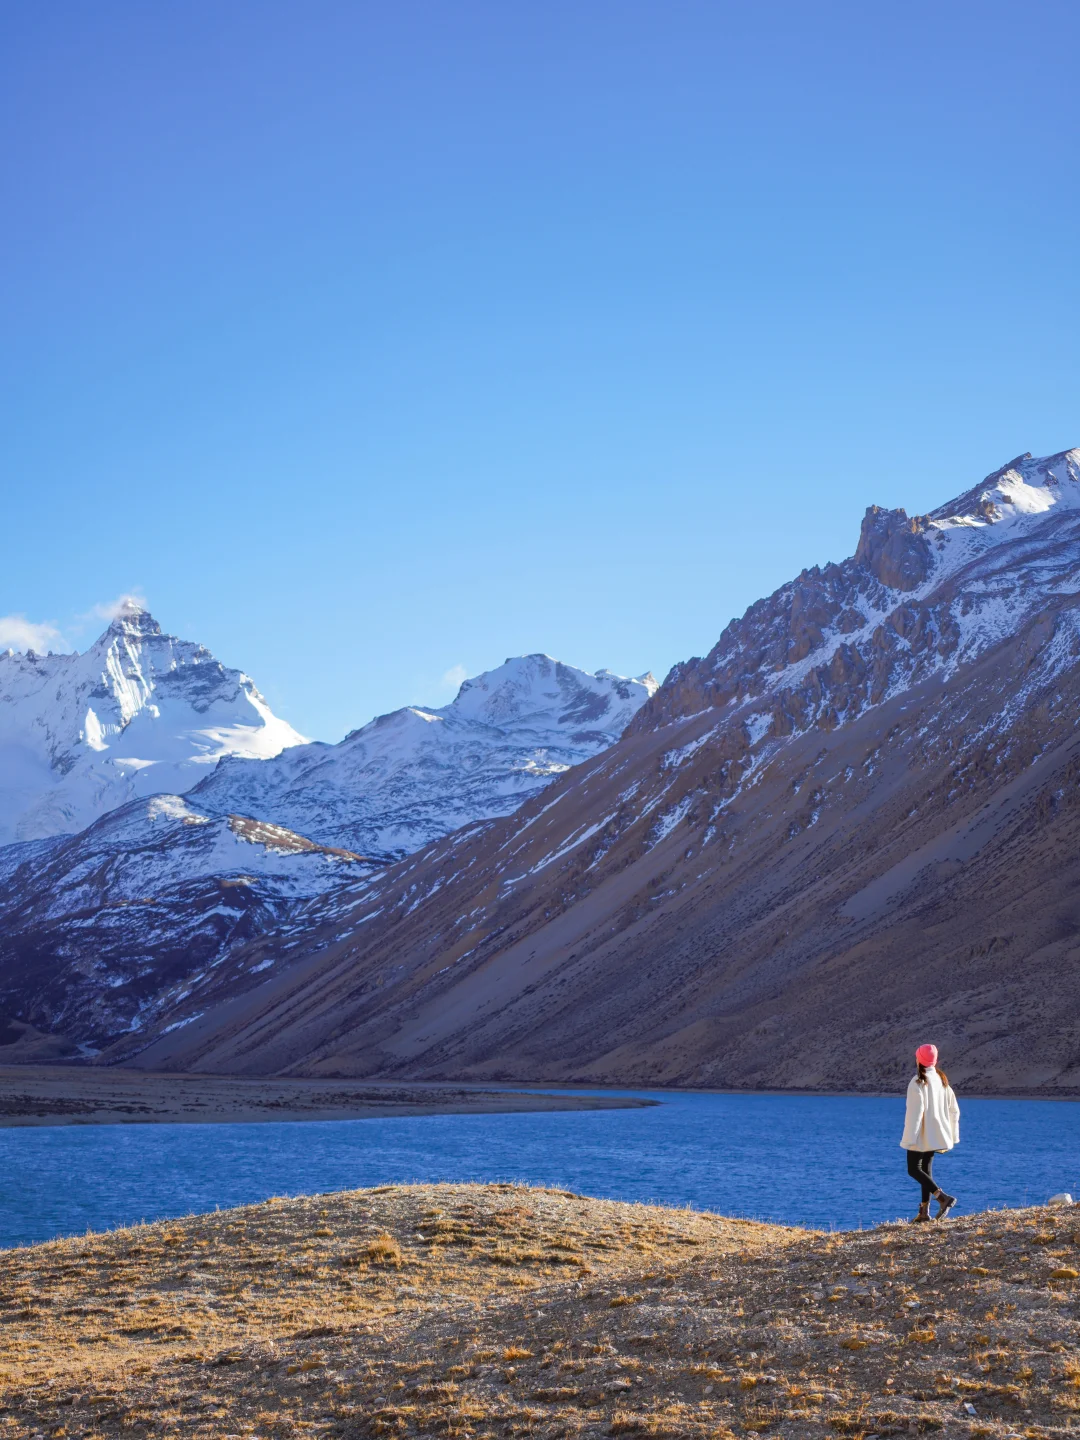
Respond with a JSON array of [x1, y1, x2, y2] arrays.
[[1, 1183, 1077, 1436]]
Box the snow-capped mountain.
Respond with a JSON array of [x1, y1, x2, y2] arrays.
[[116, 449, 1080, 1095], [0, 795, 381, 1049], [191, 655, 658, 859], [0, 602, 306, 845], [0, 629, 655, 1050]]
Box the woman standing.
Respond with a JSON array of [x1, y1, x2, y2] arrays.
[[900, 1043, 960, 1222]]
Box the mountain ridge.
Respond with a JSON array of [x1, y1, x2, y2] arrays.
[[116, 447, 1080, 1095], [0, 795, 383, 1053], [633, 447, 1080, 734]]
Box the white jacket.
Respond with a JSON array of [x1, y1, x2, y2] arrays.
[[900, 1067, 960, 1152]]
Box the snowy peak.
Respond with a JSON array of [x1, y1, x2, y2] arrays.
[[443, 654, 657, 737], [0, 604, 653, 865], [851, 450, 1080, 595], [192, 655, 658, 859], [931, 448, 1080, 532], [99, 600, 164, 641], [638, 446, 1080, 736], [0, 646, 653, 1049], [0, 609, 306, 845]]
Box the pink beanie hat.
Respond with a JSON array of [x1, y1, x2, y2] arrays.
[[916, 1043, 938, 1067]]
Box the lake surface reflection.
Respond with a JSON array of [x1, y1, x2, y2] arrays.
[[3, 1089, 1077, 1248]]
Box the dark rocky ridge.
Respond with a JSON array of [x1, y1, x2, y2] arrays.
[[0, 800, 380, 1050]]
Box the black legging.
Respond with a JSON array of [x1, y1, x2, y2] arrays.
[[907, 1148, 938, 1202]]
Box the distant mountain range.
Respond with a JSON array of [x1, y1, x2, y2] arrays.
[[0, 619, 655, 1057], [96, 448, 1080, 1097], [190, 654, 657, 860]]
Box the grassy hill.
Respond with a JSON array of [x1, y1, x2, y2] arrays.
[[2, 1183, 1079, 1437]]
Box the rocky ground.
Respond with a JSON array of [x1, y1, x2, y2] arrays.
[[3, 1183, 1080, 1438]]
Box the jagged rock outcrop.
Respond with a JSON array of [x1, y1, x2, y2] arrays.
[[853, 504, 932, 591]]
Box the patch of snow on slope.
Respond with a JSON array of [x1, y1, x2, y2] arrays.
[[528, 812, 620, 874], [663, 728, 716, 769], [649, 794, 694, 845], [952, 590, 1026, 661], [745, 712, 772, 745]]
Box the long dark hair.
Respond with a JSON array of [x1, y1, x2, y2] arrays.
[[917, 1060, 949, 1087]]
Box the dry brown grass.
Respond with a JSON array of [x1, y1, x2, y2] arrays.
[[1, 1184, 1079, 1438]]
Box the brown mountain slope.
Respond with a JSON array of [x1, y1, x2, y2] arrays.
[[126, 451, 1080, 1093]]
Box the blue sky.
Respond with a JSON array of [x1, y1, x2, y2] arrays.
[[2, 1, 1077, 741]]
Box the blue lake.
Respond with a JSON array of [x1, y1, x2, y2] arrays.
[[2, 1089, 1077, 1249]]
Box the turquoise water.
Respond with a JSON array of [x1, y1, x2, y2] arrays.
[[2, 1089, 1077, 1248]]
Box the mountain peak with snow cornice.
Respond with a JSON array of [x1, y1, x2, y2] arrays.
[[444, 653, 657, 734]]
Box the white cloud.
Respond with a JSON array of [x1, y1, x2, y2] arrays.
[[86, 590, 148, 622], [0, 614, 64, 654], [441, 663, 468, 692], [0, 593, 151, 657]]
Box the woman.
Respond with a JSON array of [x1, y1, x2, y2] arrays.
[[900, 1043, 960, 1222]]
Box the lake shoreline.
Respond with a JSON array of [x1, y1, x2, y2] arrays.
[[425, 1078, 1080, 1102], [0, 1066, 657, 1128], [1, 1065, 1076, 1128]]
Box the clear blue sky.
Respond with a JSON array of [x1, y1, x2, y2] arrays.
[[2, 2, 1077, 740]]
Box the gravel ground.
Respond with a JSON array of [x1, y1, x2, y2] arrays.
[[2, 1182, 1079, 1438]]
